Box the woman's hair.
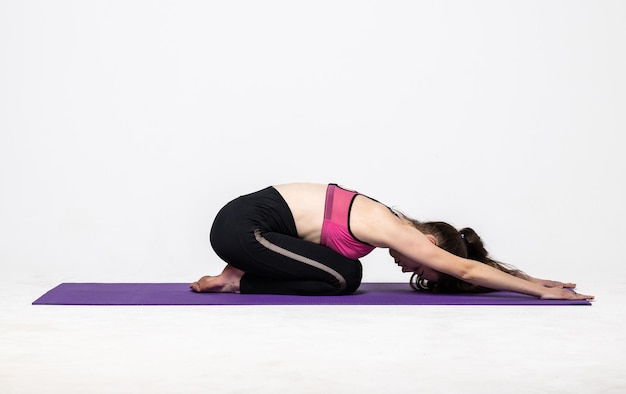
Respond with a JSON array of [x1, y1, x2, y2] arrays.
[[401, 216, 522, 293]]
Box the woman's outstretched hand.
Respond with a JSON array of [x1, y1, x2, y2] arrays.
[[527, 276, 594, 300], [518, 274, 593, 300], [539, 286, 594, 301]]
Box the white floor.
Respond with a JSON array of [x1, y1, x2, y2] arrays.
[[2, 277, 625, 394]]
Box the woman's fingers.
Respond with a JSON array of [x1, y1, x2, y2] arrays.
[[540, 287, 594, 300]]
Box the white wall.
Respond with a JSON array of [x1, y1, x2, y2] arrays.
[[1, 1, 624, 286]]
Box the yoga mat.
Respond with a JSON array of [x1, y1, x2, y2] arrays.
[[32, 283, 591, 306]]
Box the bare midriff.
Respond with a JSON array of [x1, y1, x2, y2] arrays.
[[272, 183, 327, 244]]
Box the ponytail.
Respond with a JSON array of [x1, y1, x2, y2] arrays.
[[459, 227, 521, 278]]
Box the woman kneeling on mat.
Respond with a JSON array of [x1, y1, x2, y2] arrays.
[[190, 183, 593, 300]]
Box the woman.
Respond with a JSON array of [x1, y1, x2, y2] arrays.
[[190, 182, 593, 300]]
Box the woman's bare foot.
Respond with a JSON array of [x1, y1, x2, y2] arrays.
[[190, 264, 245, 293]]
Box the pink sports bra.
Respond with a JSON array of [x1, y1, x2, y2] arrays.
[[320, 184, 376, 260]]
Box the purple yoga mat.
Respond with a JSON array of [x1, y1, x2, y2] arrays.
[[32, 283, 591, 306]]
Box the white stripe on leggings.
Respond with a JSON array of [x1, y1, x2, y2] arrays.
[[254, 229, 347, 292]]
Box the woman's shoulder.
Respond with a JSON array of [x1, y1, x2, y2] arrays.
[[350, 195, 409, 247]]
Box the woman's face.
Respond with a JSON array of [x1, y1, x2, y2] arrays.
[[389, 241, 442, 282]]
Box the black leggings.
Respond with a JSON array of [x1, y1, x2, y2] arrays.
[[209, 186, 363, 295]]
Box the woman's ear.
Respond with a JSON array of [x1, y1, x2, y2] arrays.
[[425, 234, 438, 246]]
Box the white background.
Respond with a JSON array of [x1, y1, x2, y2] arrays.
[[2, 2, 626, 393], [2, 1, 625, 285]]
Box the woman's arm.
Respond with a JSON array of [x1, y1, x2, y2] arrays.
[[401, 231, 592, 300], [356, 202, 593, 300], [460, 261, 592, 300]]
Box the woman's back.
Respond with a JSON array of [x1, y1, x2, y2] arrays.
[[273, 182, 394, 247], [273, 182, 327, 243]]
